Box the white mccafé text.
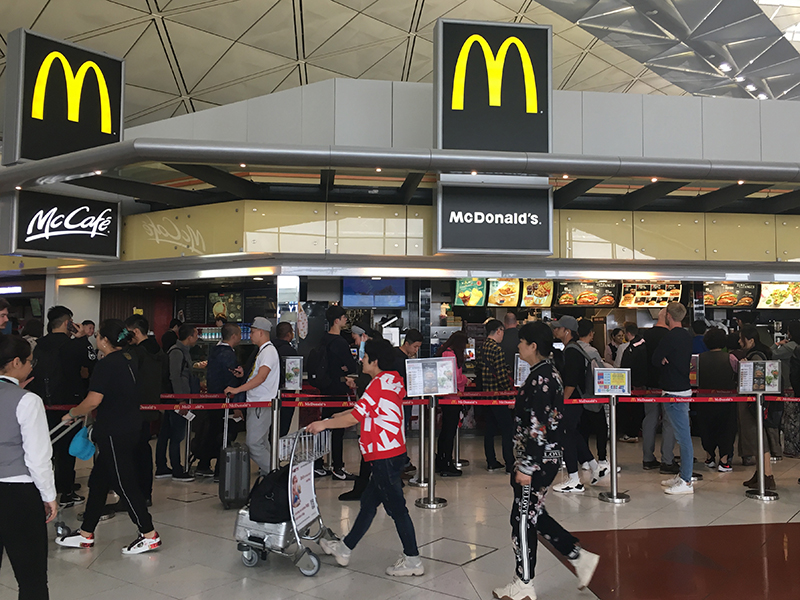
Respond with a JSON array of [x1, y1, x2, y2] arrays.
[[25, 206, 113, 242], [449, 211, 540, 225]]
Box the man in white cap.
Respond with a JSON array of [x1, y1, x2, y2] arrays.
[[225, 317, 280, 474]]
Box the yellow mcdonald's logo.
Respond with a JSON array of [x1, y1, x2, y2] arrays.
[[31, 51, 112, 134], [452, 34, 537, 113]]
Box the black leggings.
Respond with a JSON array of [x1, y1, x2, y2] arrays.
[[697, 404, 737, 461], [437, 405, 461, 463], [0, 483, 49, 600], [483, 405, 515, 467], [562, 405, 594, 473], [82, 433, 154, 535], [510, 462, 579, 582], [579, 408, 608, 462]]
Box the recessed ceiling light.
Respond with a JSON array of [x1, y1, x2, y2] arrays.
[[738, 180, 745, 185], [651, 177, 658, 183], [371, 277, 382, 280], [757, 93, 768, 100], [719, 63, 732, 72], [746, 84, 757, 92], [735, 76, 745, 83], [375, 167, 382, 172], [562, 174, 569, 179], [87, 285, 96, 289], [471, 170, 478, 176], [15, 186, 21, 190], [94, 170, 103, 175], [161, 281, 171, 285], [240, 163, 246, 168], [253, 277, 264, 281]]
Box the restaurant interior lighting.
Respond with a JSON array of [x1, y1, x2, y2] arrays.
[[15, 186, 21, 190], [757, 93, 768, 100], [746, 84, 757, 91], [94, 170, 102, 175], [471, 171, 478, 176], [562, 174, 569, 179], [87, 285, 96, 289], [375, 167, 382, 172], [719, 62, 732, 72], [738, 180, 745, 185], [161, 281, 171, 285], [240, 163, 246, 168], [253, 277, 264, 281], [0, 286, 22, 294], [651, 177, 658, 183], [735, 76, 745, 82]]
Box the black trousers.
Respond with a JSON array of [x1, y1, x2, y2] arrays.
[[579, 408, 608, 462], [0, 483, 49, 600], [197, 409, 224, 470], [47, 410, 77, 497], [316, 407, 345, 471], [135, 421, 154, 501], [510, 463, 579, 583], [562, 405, 594, 473], [81, 433, 154, 535], [483, 405, 515, 467], [616, 403, 644, 438], [437, 405, 461, 464], [696, 403, 737, 461]]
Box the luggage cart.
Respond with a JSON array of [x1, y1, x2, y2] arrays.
[[234, 428, 338, 576]]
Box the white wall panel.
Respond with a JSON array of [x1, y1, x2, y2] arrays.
[[643, 95, 703, 159], [760, 100, 800, 163], [392, 82, 434, 149], [701, 97, 761, 162], [301, 79, 335, 146], [246, 86, 302, 145], [334, 79, 392, 147], [552, 90, 582, 155], [124, 112, 194, 140], [192, 101, 248, 142], [582, 92, 643, 157]]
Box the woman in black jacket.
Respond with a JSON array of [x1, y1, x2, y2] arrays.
[[493, 322, 599, 600]]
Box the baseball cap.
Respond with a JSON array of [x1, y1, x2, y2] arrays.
[[550, 315, 578, 332], [252, 317, 273, 332]]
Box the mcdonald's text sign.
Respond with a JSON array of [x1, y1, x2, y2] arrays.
[[3, 29, 124, 165], [435, 20, 551, 153]]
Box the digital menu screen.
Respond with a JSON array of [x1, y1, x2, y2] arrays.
[[209, 292, 243, 322], [705, 282, 758, 308], [757, 283, 800, 309], [619, 282, 681, 308], [342, 278, 405, 308], [487, 279, 520, 307], [521, 279, 553, 308], [455, 278, 487, 307], [555, 281, 618, 307]]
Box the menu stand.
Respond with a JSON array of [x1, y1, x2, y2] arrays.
[[408, 406, 428, 488], [745, 392, 779, 502], [415, 396, 447, 509], [598, 395, 630, 505]]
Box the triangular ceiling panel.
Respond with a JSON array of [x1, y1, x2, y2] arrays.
[[363, 0, 417, 31], [646, 43, 720, 76], [33, 0, 145, 40], [126, 99, 184, 127], [433, 0, 516, 25], [310, 13, 405, 59], [238, 0, 298, 59], [273, 66, 301, 92], [407, 37, 433, 82], [312, 39, 404, 78], [123, 21, 182, 95], [164, 0, 278, 41], [726, 36, 782, 71], [333, 0, 380, 10], [359, 41, 407, 80], [72, 20, 150, 60], [0, 0, 51, 34], [534, 0, 600, 23], [108, 0, 152, 13], [193, 42, 292, 92], [305, 64, 345, 85], [163, 20, 233, 92], [302, 0, 359, 56], [192, 64, 297, 104], [417, 0, 468, 31], [124, 85, 181, 119]]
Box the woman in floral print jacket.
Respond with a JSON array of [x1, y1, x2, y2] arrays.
[[492, 321, 600, 600]]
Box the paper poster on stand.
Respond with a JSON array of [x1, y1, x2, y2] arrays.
[[289, 461, 318, 530], [282, 356, 303, 391], [594, 369, 631, 397], [405, 357, 457, 397], [690, 355, 699, 388], [514, 354, 530, 388], [738, 361, 781, 394]]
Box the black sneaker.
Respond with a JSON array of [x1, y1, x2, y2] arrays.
[[195, 467, 214, 478], [59, 492, 85, 508], [440, 464, 463, 477], [659, 461, 680, 475], [172, 471, 195, 482], [487, 461, 505, 472], [642, 460, 660, 470], [155, 469, 172, 479], [332, 469, 356, 481], [314, 467, 331, 478]]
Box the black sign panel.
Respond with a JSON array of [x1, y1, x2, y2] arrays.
[[438, 184, 552, 254], [703, 282, 758, 308], [13, 190, 119, 258], [3, 29, 123, 164], [436, 19, 551, 152]]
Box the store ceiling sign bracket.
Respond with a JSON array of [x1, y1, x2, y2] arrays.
[[623, 181, 689, 211], [760, 189, 800, 214], [696, 183, 772, 212], [68, 174, 227, 208], [165, 164, 262, 199], [399, 172, 426, 204], [554, 179, 604, 209]]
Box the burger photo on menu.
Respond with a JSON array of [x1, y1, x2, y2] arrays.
[[559, 292, 575, 305], [717, 292, 738, 306], [577, 290, 598, 305]]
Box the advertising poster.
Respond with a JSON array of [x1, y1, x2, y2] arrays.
[[556, 281, 618, 307], [209, 291, 243, 322], [619, 282, 681, 308], [704, 282, 758, 308], [455, 278, 487, 307], [757, 283, 800, 309], [514, 354, 530, 388], [690, 354, 699, 388], [406, 357, 457, 397], [594, 369, 631, 397], [738, 361, 781, 394], [283, 356, 303, 391], [521, 279, 554, 307], [487, 278, 520, 307], [289, 461, 318, 530]]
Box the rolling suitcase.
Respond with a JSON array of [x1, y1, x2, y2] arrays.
[[219, 406, 250, 509]]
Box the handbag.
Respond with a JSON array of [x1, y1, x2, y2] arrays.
[[69, 425, 95, 461]]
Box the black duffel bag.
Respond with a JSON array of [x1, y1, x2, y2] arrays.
[[248, 465, 290, 524]]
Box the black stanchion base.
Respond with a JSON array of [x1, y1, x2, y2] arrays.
[[598, 491, 630, 504], [746, 489, 779, 502], [415, 497, 447, 509]]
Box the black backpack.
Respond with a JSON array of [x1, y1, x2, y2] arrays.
[[29, 336, 67, 405], [307, 336, 334, 390], [248, 465, 290, 524]]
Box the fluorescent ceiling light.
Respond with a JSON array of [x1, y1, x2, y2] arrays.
[[0, 286, 22, 294]]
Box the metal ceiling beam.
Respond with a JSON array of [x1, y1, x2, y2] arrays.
[[622, 180, 689, 211], [554, 179, 603, 209], [320, 169, 335, 196], [67, 175, 225, 208], [695, 183, 771, 212], [398, 172, 425, 204], [758, 189, 800, 214], [164, 163, 262, 198]]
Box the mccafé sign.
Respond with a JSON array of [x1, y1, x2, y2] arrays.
[[435, 19, 551, 153], [2, 29, 124, 165], [0, 190, 120, 260]]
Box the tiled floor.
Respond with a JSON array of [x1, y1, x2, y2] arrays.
[[4, 434, 800, 600]]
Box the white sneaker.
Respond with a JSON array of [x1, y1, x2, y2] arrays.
[[319, 538, 351, 567], [553, 476, 584, 494], [664, 478, 693, 495], [569, 550, 600, 590], [122, 533, 161, 555], [591, 461, 610, 485], [492, 576, 537, 600], [385, 554, 424, 576], [580, 461, 591, 471], [661, 475, 681, 487], [56, 531, 94, 548]]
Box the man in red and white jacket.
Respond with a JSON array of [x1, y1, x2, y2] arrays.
[[308, 338, 424, 577]]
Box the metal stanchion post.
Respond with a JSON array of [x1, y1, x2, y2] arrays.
[[454, 420, 469, 468], [416, 396, 447, 509], [746, 392, 779, 502], [184, 417, 192, 472], [599, 396, 629, 504], [270, 393, 281, 469], [408, 401, 427, 488]]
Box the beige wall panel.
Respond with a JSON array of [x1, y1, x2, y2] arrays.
[[560, 210, 634, 260], [633, 212, 705, 260], [776, 216, 800, 262], [244, 201, 326, 254], [122, 202, 245, 260], [326, 204, 406, 255], [408, 206, 433, 256], [551, 210, 560, 258], [705, 214, 776, 261]]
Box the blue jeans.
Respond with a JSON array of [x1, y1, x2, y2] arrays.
[[155, 411, 187, 474], [343, 453, 419, 557], [663, 399, 693, 482]]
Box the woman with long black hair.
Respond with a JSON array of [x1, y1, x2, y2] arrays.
[[493, 322, 599, 600], [55, 319, 160, 555], [436, 331, 469, 476], [0, 335, 58, 600]]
